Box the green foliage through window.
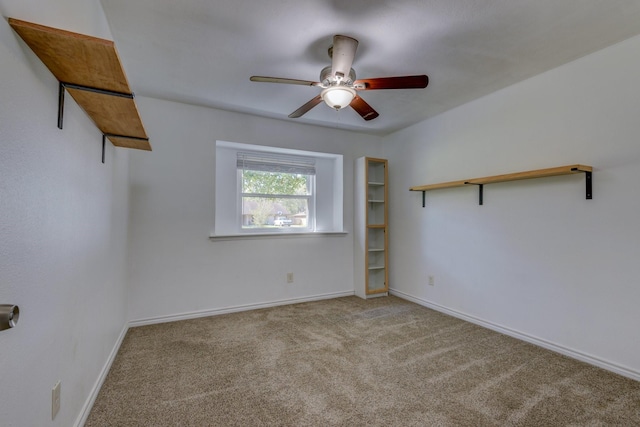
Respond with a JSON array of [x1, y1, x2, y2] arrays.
[[242, 170, 309, 195], [241, 170, 312, 228]]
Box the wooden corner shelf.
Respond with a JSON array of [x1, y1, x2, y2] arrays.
[[8, 18, 151, 154], [355, 157, 389, 299], [410, 164, 592, 206]]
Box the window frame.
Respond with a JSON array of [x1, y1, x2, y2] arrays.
[[213, 140, 344, 238], [237, 168, 316, 232]]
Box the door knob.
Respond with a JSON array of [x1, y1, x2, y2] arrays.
[[0, 305, 20, 331]]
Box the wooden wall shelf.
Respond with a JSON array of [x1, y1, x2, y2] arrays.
[[8, 18, 151, 156], [410, 165, 592, 206]]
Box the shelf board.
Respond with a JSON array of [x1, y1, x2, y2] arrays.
[[368, 199, 385, 203], [410, 165, 591, 192], [66, 88, 148, 146], [410, 164, 593, 206], [368, 181, 385, 186], [368, 248, 385, 252], [466, 165, 592, 185], [9, 18, 150, 151], [368, 266, 386, 270], [410, 179, 468, 192]]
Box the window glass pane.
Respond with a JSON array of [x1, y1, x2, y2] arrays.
[[242, 197, 309, 229], [242, 170, 310, 195], [214, 140, 343, 236]]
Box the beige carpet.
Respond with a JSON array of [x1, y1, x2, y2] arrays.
[[86, 296, 640, 426]]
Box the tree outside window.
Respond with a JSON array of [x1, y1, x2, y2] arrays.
[[241, 170, 312, 229]]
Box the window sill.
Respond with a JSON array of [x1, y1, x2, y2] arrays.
[[209, 231, 348, 241]]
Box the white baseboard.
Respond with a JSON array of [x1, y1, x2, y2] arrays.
[[129, 290, 355, 327], [390, 288, 640, 382], [75, 323, 129, 427]]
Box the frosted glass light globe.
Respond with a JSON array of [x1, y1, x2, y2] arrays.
[[321, 86, 356, 110]]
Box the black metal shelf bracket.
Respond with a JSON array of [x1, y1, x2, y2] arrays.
[[57, 82, 65, 129], [575, 168, 593, 200], [56, 81, 144, 163], [101, 134, 149, 164], [465, 183, 484, 205], [422, 191, 426, 207], [102, 134, 106, 164], [57, 82, 134, 131]]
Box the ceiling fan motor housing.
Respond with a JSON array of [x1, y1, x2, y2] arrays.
[[320, 66, 356, 87]]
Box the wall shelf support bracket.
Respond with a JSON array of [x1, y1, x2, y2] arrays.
[[465, 183, 484, 205], [57, 82, 65, 129], [422, 191, 426, 208], [101, 134, 106, 164], [101, 133, 149, 164], [583, 170, 592, 199], [57, 81, 134, 130], [55, 79, 146, 163]]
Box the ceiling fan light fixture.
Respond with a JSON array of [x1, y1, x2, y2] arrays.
[[250, 34, 427, 121], [321, 86, 356, 110]]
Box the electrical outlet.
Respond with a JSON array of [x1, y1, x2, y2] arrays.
[[286, 272, 294, 283], [52, 381, 61, 420], [428, 276, 435, 286]]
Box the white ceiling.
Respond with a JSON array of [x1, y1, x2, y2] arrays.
[[100, 0, 640, 135]]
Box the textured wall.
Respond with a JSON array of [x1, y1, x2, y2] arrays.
[[383, 34, 640, 379], [126, 97, 383, 323], [0, 2, 131, 425]]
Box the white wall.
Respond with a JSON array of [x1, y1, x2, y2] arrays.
[[127, 97, 383, 323], [0, 2, 131, 426], [383, 34, 640, 379], [4, 2, 638, 424]]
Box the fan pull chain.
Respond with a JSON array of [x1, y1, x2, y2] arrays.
[[334, 107, 343, 128]]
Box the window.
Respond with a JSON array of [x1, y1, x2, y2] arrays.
[[214, 141, 344, 237], [238, 151, 315, 230]]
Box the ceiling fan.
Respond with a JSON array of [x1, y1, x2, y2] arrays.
[[250, 35, 429, 121]]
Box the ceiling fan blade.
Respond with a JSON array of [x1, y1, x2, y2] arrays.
[[288, 95, 323, 118], [330, 35, 358, 80], [250, 76, 321, 86], [354, 75, 429, 90], [350, 95, 379, 121]]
